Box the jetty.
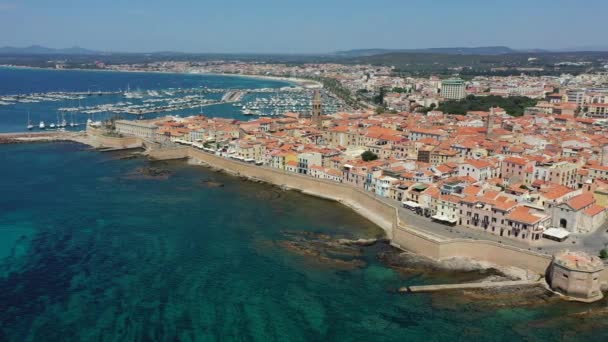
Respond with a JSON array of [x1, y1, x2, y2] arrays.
[[399, 279, 541, 293], [221, 90, 247, 102], [0, 131, 78, 144]]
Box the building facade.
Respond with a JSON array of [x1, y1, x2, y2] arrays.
[[115, 120, 159, 139], [441, 79, 466, 100]]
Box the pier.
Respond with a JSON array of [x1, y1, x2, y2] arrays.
[[221, 90, 247, 102], [399, 279, 541, 293], [0, 130, 84, 144]]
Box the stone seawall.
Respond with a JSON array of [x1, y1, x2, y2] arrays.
[[186, 148, 396, 234], [82, 127, 144, 149], [392, 225, 553, 275], [147, 146, 189, 161], [146, 146, 608, 281]]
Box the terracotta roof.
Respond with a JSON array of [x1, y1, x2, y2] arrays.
[[463, 185, 482, 196], [566, 192, 595, 211], [462, 159, 492, 169], [326, 169, 343, 177], [584, 204, 605, 217], [436, 164, 454, 173], [506, 206, 543, 225], [540, 184, 575, 200], [504, 156, 530, 166], [492, 199, 517, 211]]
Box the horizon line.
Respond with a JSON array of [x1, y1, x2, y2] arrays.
[[2, 44, 608, 56]]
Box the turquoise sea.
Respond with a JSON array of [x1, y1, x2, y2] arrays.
[[1, 69, 608, 340], [1, 142, 608, 341]]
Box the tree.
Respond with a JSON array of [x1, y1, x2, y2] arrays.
[[600, 249, 608, 259], [437, 95, 537, 117], [373, 87, 387, 105], [361, 151, 378, 162], [392, 87, 409, 93]]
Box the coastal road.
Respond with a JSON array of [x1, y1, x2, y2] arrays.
[[373, 195, 608, 257]]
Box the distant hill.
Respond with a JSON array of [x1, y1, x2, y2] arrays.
[[334, 46, 518, 57], [0, 45, 101, 55], [556, 45, 608, 52]]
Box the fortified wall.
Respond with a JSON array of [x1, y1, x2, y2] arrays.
[[84, 127, 144, 149], [147, 146, 606, 281], [392, 226, 553, 274], [148, 147, 396, 233]]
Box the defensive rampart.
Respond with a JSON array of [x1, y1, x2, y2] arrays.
[[186, 148, 396, 233], [84, 127, 143, 149], [146, 145, 608, 280], [392, 224, 553, 274]]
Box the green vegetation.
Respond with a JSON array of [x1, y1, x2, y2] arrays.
[[373, 87, 387, 105], [349, 51, 608, 77], [438, 95, 537, 117], [361, 150, 378, 162], [391, 87, 411, 93], [415, 103, 436, 114], [600, 249, 608, 260], [310, 76, 360, 109]]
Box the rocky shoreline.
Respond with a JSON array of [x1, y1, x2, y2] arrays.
[[125, 166, 172, 180], [275, 229, 537, 287]]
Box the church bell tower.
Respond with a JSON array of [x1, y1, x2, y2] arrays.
[[311, 90, 323, 128]]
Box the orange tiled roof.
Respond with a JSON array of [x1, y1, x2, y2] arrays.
[[506, 206, 543, 225], [503, 156, 530, 166], [566, 192, 595, 211], [584, 204, 605, 217], [540, 184, 575, 200], [462, 159, 492, 169]]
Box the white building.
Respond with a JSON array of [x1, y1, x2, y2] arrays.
[[115, 120, 159, 139], [441, 79, 466, 100], [458, 160, 497, 182]]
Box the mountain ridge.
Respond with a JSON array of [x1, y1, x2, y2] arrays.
[[0, 45, 101, 55], [333, 46, 524, 57]]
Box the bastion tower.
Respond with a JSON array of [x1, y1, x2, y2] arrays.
[[311, 90, 323, 129]]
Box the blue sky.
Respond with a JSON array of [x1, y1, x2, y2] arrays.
[[1, 0, 607, 53]]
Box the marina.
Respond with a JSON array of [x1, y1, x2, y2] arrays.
[[0, 67, 305, 133], [3, 87, 343, 132]]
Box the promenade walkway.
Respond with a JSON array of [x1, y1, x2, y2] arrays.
[[373, 195, 608, 257]]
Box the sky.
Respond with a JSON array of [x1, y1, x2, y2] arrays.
[[1, 0, 607, 54]]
